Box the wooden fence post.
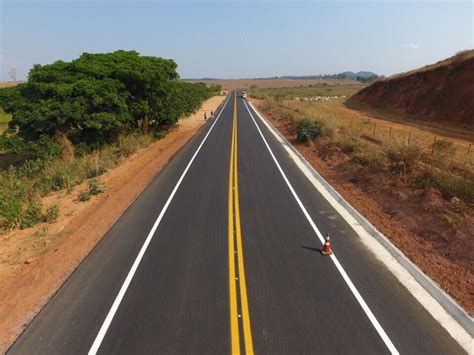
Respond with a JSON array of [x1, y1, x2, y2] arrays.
[[465, 144, 472, 166], [389, 126, 392, 139], [432, 136, 437, 155], [408, 131, 412, 144]]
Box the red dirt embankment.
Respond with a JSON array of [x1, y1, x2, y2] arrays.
[[351, 50, 474, 125]]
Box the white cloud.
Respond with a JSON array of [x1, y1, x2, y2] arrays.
[[401, 43, 420, 49]]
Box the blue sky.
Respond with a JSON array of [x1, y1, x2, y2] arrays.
[[0, 1, 472, 81]]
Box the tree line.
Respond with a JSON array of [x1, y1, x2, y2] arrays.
[[0, 50, 220, 158]]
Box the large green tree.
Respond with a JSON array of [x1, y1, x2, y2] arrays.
[[0, 50, 212, 152]]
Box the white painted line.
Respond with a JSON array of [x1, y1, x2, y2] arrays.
[[243, 100, 399, 355], [88, 95, 231, 355], [247, 101, 474, 353]]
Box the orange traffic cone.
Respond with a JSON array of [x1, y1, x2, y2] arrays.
[[321, 234, 332, 255]]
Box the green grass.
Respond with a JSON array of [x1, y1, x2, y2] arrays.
[[0, 108, 12, 132], [0, 133, 155, 229]]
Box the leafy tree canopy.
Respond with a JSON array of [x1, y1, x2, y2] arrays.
[[0, 50, 214, 153]]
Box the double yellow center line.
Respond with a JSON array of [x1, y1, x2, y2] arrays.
[[228, 93, 254, 355]]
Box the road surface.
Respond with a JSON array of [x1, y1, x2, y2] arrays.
[[8, 93, 465, 354]]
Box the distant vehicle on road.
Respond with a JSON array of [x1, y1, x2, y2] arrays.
[[241, 91, 247, 98]]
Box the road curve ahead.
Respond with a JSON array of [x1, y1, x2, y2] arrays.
[[9, 93, 465, 354]]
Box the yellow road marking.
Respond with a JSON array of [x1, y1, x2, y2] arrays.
[[229, 93, 254, 354], [233, 99, 255, 355], [228, 93, 240, 355]]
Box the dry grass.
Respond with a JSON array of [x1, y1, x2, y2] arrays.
[[0, 82, 21, 88], [255, 95, 474, 203], [346, 101, 474, 143], [250, 84, 366, 100], [282, 99, 474, 167], [202, 79, 360, 91]]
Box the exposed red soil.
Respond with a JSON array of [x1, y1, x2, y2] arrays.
[[0, 96, 225, 353], [255, 102, 474, 316], [351, 50, 474, 125]]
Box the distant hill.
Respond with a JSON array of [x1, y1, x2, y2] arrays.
[[339, 71, 378, 80], [351, 50, 474, 124]]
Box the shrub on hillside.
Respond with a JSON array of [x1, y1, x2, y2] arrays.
[[89, 178, 105, 195], [420, 168, 474, 204], [297, 119, 320, 144], [384, 140, 423, 173], [44, 204, 59, 223], [432, 138, 454, 158], [351, 150, 387, 172]]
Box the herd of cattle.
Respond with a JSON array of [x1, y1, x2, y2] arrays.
[[293, 95, 346, 101]]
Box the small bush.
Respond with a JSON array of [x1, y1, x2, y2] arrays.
[[0, 197, 23, 229], [432, 139, 453, 153], [420, 168, 474, 204], [297, 119, 320, 144], [78, 190, 91, 202], [384, 141, 423, 173], [117, 135, 140, 157], [20, 202, 43, 229], [352, 150, 386, 171], [153, 131, 166, 140], [74, 143, 91, 157], [81, 155, 108, 179], [89, 178, 105, 195], [337, 136, 363, 154], [319, 124, 335, 138], [44, 204, 59, 223], [116, 134, 153, 157], [432, 138, 455, 160]]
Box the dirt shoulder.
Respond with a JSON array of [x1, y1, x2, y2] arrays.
[[250, 98, 474, 317], [0, 95, 225, 352]]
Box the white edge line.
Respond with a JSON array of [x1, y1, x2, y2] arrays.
[[242, 100, 400, 355], [247, 101, 474, 353], [88, 95, 231, 355]]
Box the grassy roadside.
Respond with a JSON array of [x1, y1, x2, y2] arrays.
[[0, 134, 155, 229], [0, 93, 221, 231], [249, 87, 474, 204]]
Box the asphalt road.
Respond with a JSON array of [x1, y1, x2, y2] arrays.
[[8, 92, 465, 354]]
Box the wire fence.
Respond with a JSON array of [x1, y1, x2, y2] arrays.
[[347, 117, 473, 168]]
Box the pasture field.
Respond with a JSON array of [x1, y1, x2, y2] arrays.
[[0, 82, 21, 88], [201, 78, 361, 91], [249, 83, 366, 99]]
